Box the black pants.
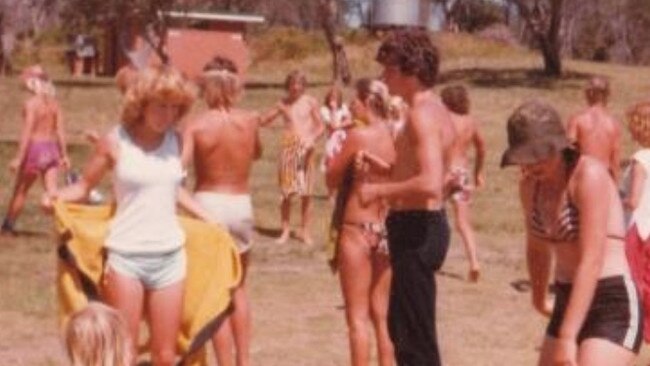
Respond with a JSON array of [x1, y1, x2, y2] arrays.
[[386, 210, 450, 366]]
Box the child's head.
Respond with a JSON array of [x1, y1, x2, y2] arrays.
[[200, 55, 242, 109], [585, 76, 610, 106], [627, 101, 650, 148], [352, 78, 391, 121], [441, 85, 470, 115], [324, 85, 343, 109], [285, 70, 307, 98], [21, 64, 56, 97], [65, 302, 132, 366]]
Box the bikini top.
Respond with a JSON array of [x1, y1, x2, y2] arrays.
[[530, 182, 579, 243], [529, 181, 624, 243]]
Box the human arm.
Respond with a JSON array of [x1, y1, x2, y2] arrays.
[[565, 115, 578, 144], [9, 102, 35, 171], [325, 132, 357, 190], [55, 104, 71, 170], [47, 133, 114, 205], [359, 104, 444, 203], [609, 123, 622, 183], [259, 102, 285, 127], [176, 187, 219, 224], [520, 178, 553, 317], [555, 162, 609, 365], [624, 161, 646, 211], [180, 122, 196, 168], [307, 99, 326, 146]]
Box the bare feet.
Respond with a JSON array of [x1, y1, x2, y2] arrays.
[[468, 267, 480, 283], [296, 228, 313, 245], [275, 228, 290, 244]]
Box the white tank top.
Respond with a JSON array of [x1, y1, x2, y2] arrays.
[[105, 126, 185, 253]]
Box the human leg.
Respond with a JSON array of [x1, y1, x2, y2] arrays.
[[386, 211, 450, 366], [276, 196, 291, 243], [579, 338, 636, 366], [231, 253, 251, 366], [370, 254, 394, 366], [298, 195, 313, 245], [536, 336, 557, 366], [451, 200, 480, 282], [212, 319, 235, 366], [3, 171, 38, 234], [103, 268, 145, 365], [339, 226, 373, 366], [147, 280, 185, 366], [42, 166, 59, 197]]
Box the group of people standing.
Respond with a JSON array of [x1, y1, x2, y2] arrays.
[[7, 25, 650, 366]]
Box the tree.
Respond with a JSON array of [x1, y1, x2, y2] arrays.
[[449, 0, 504, 32], [508, 0, 564, 77], [319, 0, 351, 85], [60, 0, 193, 64]]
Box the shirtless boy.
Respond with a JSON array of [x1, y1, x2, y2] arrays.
[[261, 70, 325, 245], [183, 56, 260, 366], [566, 76, 621, 181], [441, 85, 485, 282], [2, 65, 69, 235], [360, 29, 454, 365]]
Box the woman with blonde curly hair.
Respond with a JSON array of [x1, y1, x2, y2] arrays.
[[65, 302, 132, 366], [47, 66, 217, 366]]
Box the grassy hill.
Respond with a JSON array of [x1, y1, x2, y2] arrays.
[[1, 31, 649, 365]]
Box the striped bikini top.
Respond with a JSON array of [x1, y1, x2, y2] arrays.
[[530, 184, 579, 243]]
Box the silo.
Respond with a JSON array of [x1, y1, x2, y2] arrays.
[[370, 0, 431, 29]]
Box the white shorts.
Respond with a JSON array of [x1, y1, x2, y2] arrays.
[[195, 192, 254, 253], [106, 247, 186, 290]]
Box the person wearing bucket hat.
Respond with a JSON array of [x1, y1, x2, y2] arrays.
[[503, 100, 641, 366], [566, 76, 621, 182], [1, 65, 69, 236], [621, 101, 650, 356]]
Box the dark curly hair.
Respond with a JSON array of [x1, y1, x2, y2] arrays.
[[203, 55, 238, 74], [376, 29, 439, 88], [441, 85, 470, 115]]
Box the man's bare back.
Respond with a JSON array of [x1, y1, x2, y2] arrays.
[[567, 105, 621, 179], [186, 109, 261, 194]]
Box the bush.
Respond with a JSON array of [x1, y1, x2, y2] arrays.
[[250, 27, 328, 63]]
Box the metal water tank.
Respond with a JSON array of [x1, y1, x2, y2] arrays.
[[371, 0, 431, 28]]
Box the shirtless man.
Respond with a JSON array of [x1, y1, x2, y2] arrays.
[[566, 76, 621, 181], [183, 57, 261, 366], [2, 65, 69, 235], [441, 85, 485, 282], [261, 70, 325, 245], [360, 29, 454, 365]]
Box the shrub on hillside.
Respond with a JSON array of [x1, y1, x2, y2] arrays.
[[250, 27, 328, 64]]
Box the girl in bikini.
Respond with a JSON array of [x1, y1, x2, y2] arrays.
[[2, 65, 70, 235], [502, 101, 641, 366], [326, 79, 396, 366]]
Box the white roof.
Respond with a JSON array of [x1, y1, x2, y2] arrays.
[[164, 11, 265, 24]]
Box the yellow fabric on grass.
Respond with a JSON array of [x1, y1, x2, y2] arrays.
[[54, 202, 241, 365]]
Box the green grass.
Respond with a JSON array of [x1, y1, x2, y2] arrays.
[[1, 31, 649, 365]]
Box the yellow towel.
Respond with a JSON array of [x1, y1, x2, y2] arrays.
[[54, 202, 242, 365]]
